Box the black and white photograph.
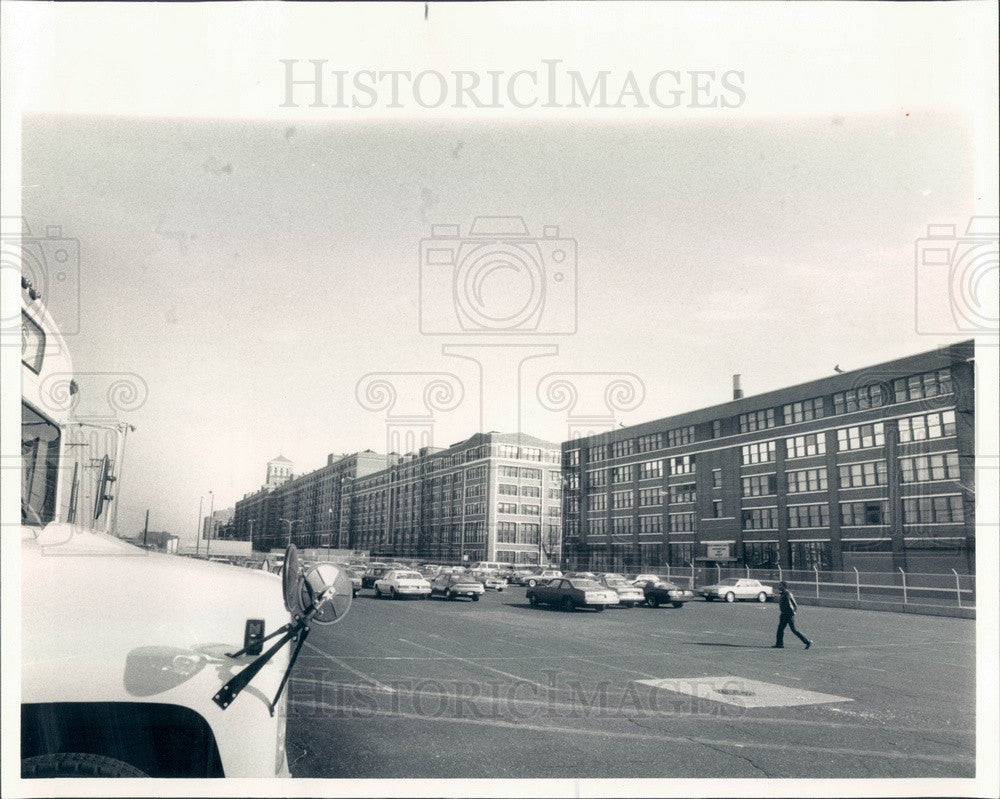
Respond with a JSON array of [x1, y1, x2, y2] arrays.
[[2, 3, 998, 797]]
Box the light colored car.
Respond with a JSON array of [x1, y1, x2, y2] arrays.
[[628, 573, 661, 585], [698, 577, 774, 603], [430, 573, 486, 601], [524, 569, 563, 588], [599, 576, 646, 608], [481, 574, 508, 591], [374, 569, 432, 599], [526, 578, 620, 612]]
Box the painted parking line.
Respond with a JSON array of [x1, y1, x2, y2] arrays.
[[399, 637, 549, 690], [303, 641, 396, 693], [636, 676, 853, 708]]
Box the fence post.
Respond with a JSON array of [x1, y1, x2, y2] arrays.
[[716, 563, 721, 583], [777, 564, 782, 582], [899, 567, 907, 605], [952, 568, 962, 608], [690, 562, 695, 590], [745, 564, 750, 578], [665, 563, 671, 581], [853, 566, 860, 602], [813, 565, 820, 599]]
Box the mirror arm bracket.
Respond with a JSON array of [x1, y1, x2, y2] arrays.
[[267, 624, 310, 717]]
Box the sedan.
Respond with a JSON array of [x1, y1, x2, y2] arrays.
[[633, 578, 695, 608], [599, 576, 646, 608], [524, 569, 563, 588], [430, 573, 486, 601], [526, 577, 620, 612], [480, 574, 508, 592], [361, 564, 391, 589], [336, 563, 364, 597], [698, 577, 774, 603], [373, 569, 432, 599]]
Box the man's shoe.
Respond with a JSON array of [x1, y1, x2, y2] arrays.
[[804, 641, 811, 650], [771, 645, 784, 648]]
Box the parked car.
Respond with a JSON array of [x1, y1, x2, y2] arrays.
[[564, 571, 599, 581], [633, 578, 695, 608], [505, 567, 536, 585], [599, 576, 646, 608], [524, 569, 563, 588], [361, 564, 391, 589], [430, 573, 486, 601], [473, 572, 508, 591], [373, 570, 432, 599], [526, 577, 619, 612], [698, 577, 774, 603], [628, 573, 661, 585], [336, 564, 363, 597]]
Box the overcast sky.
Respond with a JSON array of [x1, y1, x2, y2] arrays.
[[21, 112, 975, 541]]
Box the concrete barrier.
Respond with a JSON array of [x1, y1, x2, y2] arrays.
[[793, 594, 975, 619]]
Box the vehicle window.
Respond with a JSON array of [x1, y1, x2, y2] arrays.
[[22, 403, 61, 526], [719, 578, 738, 586], [398, 571, 422, 580], [570, 579, 602, 589]]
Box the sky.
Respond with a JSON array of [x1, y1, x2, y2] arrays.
[[21, 112, 977, 542]]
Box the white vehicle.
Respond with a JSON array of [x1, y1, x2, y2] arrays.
[[629, 573, 661, 584], [698, 577, 774, 603], [374, 569, 432, 599], [481, 574, 508, 591], [524, 569, 563, 588], [19, 275, 353, 777]]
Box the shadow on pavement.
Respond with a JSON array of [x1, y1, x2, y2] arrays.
[[687, 642, 774, 649]]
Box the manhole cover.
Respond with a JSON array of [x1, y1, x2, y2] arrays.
[[636, 676, 852, 708]]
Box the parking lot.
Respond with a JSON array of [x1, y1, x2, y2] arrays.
[[286, 585, 975, 779]]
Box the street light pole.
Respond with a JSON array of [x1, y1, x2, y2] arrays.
[[279, 518, 302, 547], [195, 495, 204, 557], [206, 490, 215, 559]]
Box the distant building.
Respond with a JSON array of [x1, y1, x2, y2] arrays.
[[265, 455, 294, 489], [202, 507, 235, 540], [125, 530, 179, 553]]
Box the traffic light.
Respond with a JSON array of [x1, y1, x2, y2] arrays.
[[93, 455, 117, 521]]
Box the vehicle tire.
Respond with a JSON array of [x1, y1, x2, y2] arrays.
[[757, 592, 767, 603], [561, 596, 575, 612], [704, 595, 714, 601], [648, 595, 661, 608], [374, 586, 383, 598], [671, 602, 683, 609], [622, 601, 634, 609], [448, 591, 456, 601], [527, 579, 537, 588], [725, 592, 736, 603], [594, 605, 605, 612], [390, 587, 398, 600], [472, 594, 480, 602], [21, 753, 147, 778], [528, 593, 539, 607]]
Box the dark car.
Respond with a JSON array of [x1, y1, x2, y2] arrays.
[[361, 565, 391, 589], [633, 578, 695, 608], [526, 577, 620, 612]]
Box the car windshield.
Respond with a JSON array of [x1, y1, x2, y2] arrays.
[[397, 571, 422, 580], [569, 579, 602, 589], [22, 403, 61, 526], [605, 579, 630, 588], [717, 578, 739, 586]]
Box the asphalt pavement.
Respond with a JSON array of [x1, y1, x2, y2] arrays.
[[285, 587, 975, 779]]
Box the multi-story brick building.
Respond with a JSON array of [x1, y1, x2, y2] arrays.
[[343, 432, 563, 565], [562, 341, 975, 574]]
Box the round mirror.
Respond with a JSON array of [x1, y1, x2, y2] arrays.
[[297, 562, 353, 625], [281, 545, 303, 614]]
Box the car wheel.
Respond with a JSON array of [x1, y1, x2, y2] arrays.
[[448, 591, 456, 601], [757, 592, 768, 603], [725, 592, 736, 603], [472, 594, 480, 602], [22, 753, 148, 778], [622, 601, 634, 609], [390, 587, 398, 600], [561, 596, 574, 612], [528, 593, 539, 607], [528, 579, 537, 588], [648, 595, 661, 608], [704, 595, 714, 601], [594, 605, 605, 612], [374, 586, 383, 598], [672, 602, 683, 609]]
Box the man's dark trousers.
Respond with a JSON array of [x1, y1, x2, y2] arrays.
[[775, 613, 809, 647]]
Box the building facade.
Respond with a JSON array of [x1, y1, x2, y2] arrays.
[[342, 432, 562, 564], [562, 341, 975, 574]]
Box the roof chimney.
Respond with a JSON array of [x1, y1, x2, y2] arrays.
[[732, 374, 743, 400]]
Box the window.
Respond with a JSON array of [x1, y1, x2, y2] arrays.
[[521, 504, 541, 516], [712, 469, 722, 489], [786, 467, 828, 493], [833, 383, 887, 415], [902, 495, 964, 524], [611, 439, 634, 458], [521, 448, 542, 462], [669, 454, 696, 475], [897, 410, 957, 443], [669, 512, 695, 532], [638, 433, 662, 452], [743, 541, 779, 568], [742, 507, 778, 530], [669, 483, 696, 503], [465, 502, 486, 516], [838, 461, 887, 488], [520, 485, 541, 497], [587, 469, 607, 488], [548, 506, 562, 517], [782, 397, 825, 424], [611, 491, 634, 509], [669, 542, 695, 566], [497, 521, 517, 543], [639, 515, 662, 534], [741, 474, 777, 497], [548, 470, 561, 484], [548, 487, 562, 500], [740, 441, 775, 465], [497, 502, 518, 515], [712, 500, 723, 518], [789, 541, 831, 570], [588, 494, 607, 512], [900, 452, 960, 483], [589, 518, 607, 536], [499, 465, 520, 478], [786, 433, 826, 459], [712, 420, 722, 439], [787, 504, 830, 528], [892, 369, 953, 403], [840, 501, 888, 526], [21, 403, 61, 526], [613, 517, 633, 537], [836, 423, 885, 451], [639, 460, 663, 480], [738, 408, 776, 433], [519, 523, 540, 545], [520, 468, 541, 480], [611, 465, 634, 484], [638, 488, 661, 507], [499, 483, 518, 496], [666, 426, 695, 447], [564, 450, 580, 467], [588, 444, 609, 462]]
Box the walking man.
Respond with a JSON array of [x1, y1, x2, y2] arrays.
[[773, 581, 811, 649]]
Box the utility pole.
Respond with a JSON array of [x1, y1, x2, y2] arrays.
[[206, 490, 215, 559], [195, 496, 204, 557], [142, 508, 150, 548]]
